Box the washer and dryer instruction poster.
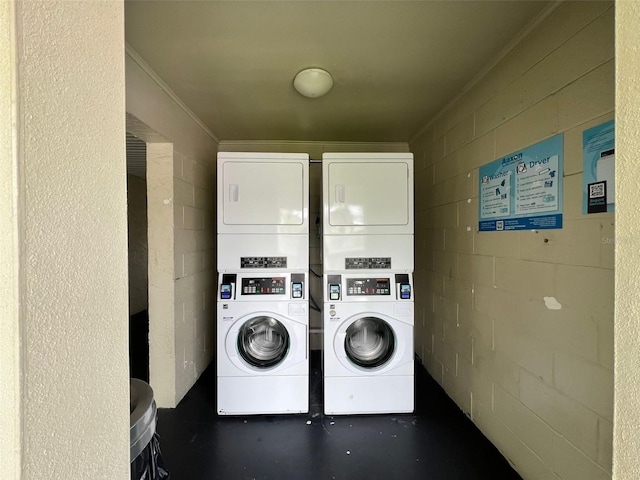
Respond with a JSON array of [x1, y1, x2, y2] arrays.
[[582, 120, 615, 214], [479, 134, 564, 231]]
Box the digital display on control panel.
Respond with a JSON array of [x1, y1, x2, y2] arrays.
[[346, 278, 391, 296], [241, 277, 286, 295]]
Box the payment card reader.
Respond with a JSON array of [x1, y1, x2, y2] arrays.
[[291, 273, 305, 299], [395, 274, 412, 300], [327, 275, 341, 301], [220, 274, 236, 300]]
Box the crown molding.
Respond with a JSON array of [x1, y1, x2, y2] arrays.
[[125, 43, 220, 144]]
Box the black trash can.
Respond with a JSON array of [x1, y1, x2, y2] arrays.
[[130, 379, 170, 480]]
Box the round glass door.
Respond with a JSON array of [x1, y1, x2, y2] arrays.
[[344, 317, 395, 369], [237, 316, 290, 368]]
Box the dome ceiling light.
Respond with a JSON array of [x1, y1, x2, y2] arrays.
[[293, 68, 334, 98]]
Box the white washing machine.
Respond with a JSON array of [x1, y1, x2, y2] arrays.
[[323, 273, 414, 415], [216, 152, 310, 414], [217, 272, 309, 415]]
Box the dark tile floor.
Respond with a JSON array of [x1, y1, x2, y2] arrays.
[[155, 352, 522, 480]]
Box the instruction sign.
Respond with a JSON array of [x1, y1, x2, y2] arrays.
[[479, 134, 563, 231], [583, 120, 614, 214]]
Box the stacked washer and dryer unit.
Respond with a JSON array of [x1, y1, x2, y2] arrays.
[[322, 153, 415, 415], [216, 152, 310, 415]]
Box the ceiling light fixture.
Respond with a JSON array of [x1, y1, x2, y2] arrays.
[[293, 68, 334, 98]]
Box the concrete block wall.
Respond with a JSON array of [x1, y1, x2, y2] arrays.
[[173, 146, 217, 400], [127, 49, 219, 407], [145, 142, 177, 407], [409, 2, 614, 479]]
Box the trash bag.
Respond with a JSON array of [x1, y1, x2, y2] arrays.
[[131, 433, 170, 480]]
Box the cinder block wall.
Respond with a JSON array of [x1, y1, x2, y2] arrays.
[[409, 2, 614, 479], [127, 50, 219, 407], [173, 144, 217, 399]]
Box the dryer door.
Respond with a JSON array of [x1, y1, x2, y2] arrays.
[[343, 316, 395, 369], [237, 315, 290, 369], [326, 162, 410, 227], [221, 161, 306, 227]]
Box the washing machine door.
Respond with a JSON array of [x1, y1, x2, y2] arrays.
[[236, 315, 290, 369], [343, 316, 395, 369]]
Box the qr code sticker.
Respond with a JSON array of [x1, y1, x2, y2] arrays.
[[496, 220, 504, 231], [589, 182, 605, 198]]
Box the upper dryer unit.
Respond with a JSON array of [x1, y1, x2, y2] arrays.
[[322, 153, 414, 236], [217, 152, 309, 235]]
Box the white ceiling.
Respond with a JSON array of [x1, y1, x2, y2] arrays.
[[124, 0, 554, 144]]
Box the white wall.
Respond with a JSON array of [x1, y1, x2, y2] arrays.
[[1, 1, 129, 478], [409, 2, 614, 479], [0, 0, 20, 477], [126, 49, 219, 407], [614, 2, 640, 478]]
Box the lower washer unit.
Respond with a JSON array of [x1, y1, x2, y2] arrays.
[[323, 300, 414, 415], [217, 375, 308, 416], [217, 283, 308, 415]]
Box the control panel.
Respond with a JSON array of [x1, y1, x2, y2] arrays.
[[218, 273, 306, 300], [242, 277, 286, 295], [326, 273, 413, 302], [346, 278, 391, 296]]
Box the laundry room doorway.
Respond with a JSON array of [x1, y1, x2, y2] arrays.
[[126, 113, 177, 406], [126, 132, 149, 382]]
